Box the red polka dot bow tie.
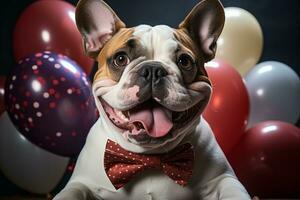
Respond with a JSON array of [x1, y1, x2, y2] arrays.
[[104, 139, 195, 190]]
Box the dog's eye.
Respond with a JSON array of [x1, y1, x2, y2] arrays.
[[177, 54, 194, 70], [113, 52, 130, 67]]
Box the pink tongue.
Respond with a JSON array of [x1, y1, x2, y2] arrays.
[[129, 101, 173, 138]]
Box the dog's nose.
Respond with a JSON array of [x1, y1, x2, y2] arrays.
[[140, 65, 167, 84]]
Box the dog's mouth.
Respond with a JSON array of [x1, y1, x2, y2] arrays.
[[101, 98, 204, 144]]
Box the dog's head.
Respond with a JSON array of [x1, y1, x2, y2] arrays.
[[76, 0, 224, 146]]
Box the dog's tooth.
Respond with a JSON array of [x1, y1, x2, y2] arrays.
[[114, 108, 129, 121], [120, 113, 129, 122]]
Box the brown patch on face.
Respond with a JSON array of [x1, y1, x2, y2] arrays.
[[174, 29, 211, 85], [94, 28, 134, 82]]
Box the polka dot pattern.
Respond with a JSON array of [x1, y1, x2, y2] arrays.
[[4, 51, 98, 156], [104, 139, 194, 190]]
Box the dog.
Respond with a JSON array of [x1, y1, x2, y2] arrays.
[[54, 0, 251, 199]]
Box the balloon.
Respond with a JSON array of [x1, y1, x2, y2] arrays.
[[5, 51, 98, 156], [228, 121, 300, 198], [0, 112, 69, 194], [13, 0, 94, 74], [203, 60, 249, 154], [245, 61, 300, 128], [0, 76, 5, 114], [215, 7, 263, 76]]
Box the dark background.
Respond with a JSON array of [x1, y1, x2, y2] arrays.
[[0, 0, 299, 197]]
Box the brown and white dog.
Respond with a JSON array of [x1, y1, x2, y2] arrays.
[[54, 0, 251, 199]]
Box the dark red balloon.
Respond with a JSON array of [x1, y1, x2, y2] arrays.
[[203, 60, 250, 154], [0, 76, 5, 115], [5, 51, 98, 156], [228, 121, 300, 198], [13, 0, 93, 74]]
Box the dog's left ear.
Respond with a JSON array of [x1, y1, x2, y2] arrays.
[[179, 0, 225, 62]]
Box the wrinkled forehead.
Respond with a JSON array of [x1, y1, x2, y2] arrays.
[[133, 25, 178, 58]]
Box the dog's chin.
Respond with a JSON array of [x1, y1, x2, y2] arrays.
[[100, 98, 207, 145]]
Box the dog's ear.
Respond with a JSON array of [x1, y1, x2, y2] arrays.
[[76, 0, 125, 59], [179, 0, 225, 62]]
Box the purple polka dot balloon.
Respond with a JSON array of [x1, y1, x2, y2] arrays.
[[5, 51, 98, 156]]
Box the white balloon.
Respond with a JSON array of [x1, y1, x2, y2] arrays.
[[245, 61, 300, 128], [0, 112, 69, 194], [216, 7, 263, 76]]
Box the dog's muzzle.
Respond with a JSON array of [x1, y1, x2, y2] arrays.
[[135, 62, 170, 101]]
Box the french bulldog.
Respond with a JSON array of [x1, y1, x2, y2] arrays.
[[54, 0, 251, 199]]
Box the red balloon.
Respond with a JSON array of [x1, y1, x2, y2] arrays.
[[228, 121, 300, 198], [203, 59, 249, 154], [0, 76, 5, 114], [13, 0, 93, 74]]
